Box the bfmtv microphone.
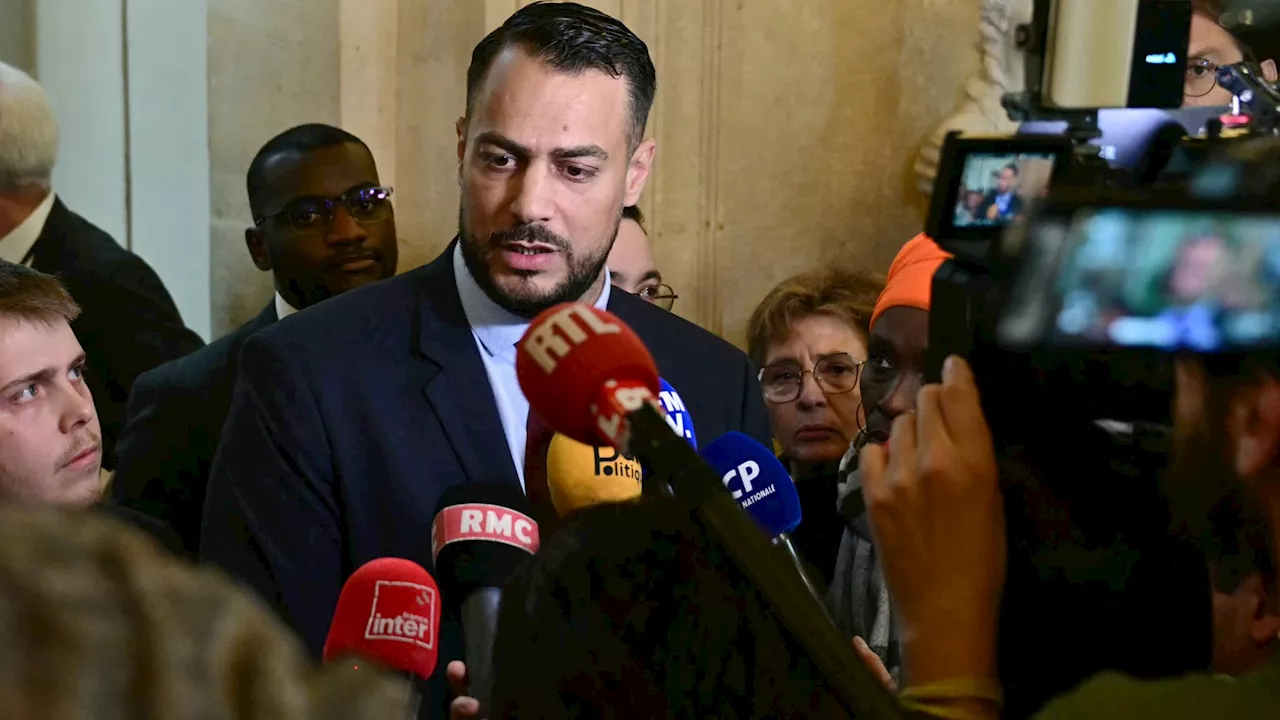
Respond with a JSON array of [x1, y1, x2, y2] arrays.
[[514, 303, 898, 717], [701, 432, 827, 606], [431, 484, 540, 716], [657, 378, 697, 448], [322, 557, 442, 716], [547, 432, 642, 517]]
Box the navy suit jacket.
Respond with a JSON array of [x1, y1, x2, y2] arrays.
[[112, 302, 278, 556], [201, 245, 771, 714]]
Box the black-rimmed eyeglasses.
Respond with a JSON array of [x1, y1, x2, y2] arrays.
[[255, 186, 394, 232], [637, 283, 678, 311], [757, 353, 864, 404], [1185, 44, 1259, 99]]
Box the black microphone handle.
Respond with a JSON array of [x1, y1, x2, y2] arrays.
[[460, 586, 502, 715], [774, 533, 833, 619], [620, 402, 902, 719]]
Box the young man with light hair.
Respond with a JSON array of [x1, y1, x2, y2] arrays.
[[0, 261, 101, 505], [0, 61, 203, 471]]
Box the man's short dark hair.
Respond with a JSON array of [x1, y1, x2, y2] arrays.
[[245, 123, 369, 219], [465, 1, 657, 152], [1003, 162, 1020, 176], [621, 204, 645, 232]]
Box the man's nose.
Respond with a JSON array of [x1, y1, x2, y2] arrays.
[[508, 164, 554, 225], [58, 383, 95, 434], [327, 205, 369, 246]]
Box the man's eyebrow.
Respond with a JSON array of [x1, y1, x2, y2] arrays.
[[1189, 46, 1222, 60], [609, 269, 627, 283], [550, 145, 609, 162], [0, 367, 55, 396], [639, 270, 661, 284], [473, 132, 608, 162], [0, 353, 87, 397], [474, 132, 531, 159]]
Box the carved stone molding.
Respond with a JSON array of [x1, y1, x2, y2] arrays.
[[913, 0, 1033, 196]]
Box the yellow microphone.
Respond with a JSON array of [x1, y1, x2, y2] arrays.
[[546, 433, 643, 518]]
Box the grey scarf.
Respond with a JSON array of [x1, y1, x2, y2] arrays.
[[824, 444, 901, 683]]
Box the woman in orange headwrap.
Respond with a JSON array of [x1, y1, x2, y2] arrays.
[[860, 233, 954, 446], [827, 233, 951, 687]]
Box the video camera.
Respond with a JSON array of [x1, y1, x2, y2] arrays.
[[923, 0, 1280, 439]]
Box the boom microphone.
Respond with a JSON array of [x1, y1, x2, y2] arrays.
[[431, 484, 540, 717], [323, 557, 442, 715], [657, 378, 697, 448], [701, 432, 827, 605], [514, 303, 901, 719], [547, 433, 643, 517]]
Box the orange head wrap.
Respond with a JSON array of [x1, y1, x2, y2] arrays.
[[870, 233, 953, 329]]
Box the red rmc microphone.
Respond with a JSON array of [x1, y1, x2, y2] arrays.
[[515, 303, 661, 449], [322, 557, 441, 680]]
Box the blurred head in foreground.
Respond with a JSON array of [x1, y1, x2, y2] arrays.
[[489, 497, 849, 718], [0, 504, 407, 719]]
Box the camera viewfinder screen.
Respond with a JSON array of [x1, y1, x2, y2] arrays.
[[952, 152, 1058, 229], [1008, 210, 1280, 352]]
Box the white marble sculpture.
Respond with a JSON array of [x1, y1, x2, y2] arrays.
[[914, 0, 1035, 196]]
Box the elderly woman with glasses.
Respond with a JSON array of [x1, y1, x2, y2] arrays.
[[745, 267, 883, 586]]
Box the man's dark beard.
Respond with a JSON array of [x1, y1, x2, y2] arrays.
[[459, 212, 617, 318]]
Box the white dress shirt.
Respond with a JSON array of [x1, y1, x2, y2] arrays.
[[0, 192, 56, 267], [452, 243, 611, 489], [274, 291, 300, 320]]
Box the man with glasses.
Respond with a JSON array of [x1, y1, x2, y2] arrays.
[[111, 124, 398, 555], [1184, 0, 1278, 107], [607, 205, 678, 310]]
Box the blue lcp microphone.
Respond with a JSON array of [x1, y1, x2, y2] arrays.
[[657, 378, 697, 448], [701, 431, 827, 604]]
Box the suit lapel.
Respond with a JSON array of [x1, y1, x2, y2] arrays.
[[413, 245, 520, 489], [26, 199, 71, 272]]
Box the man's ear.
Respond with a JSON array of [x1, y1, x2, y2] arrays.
[[624, 138, 657, 207], [456, 116, 468, 163], [1263, 59, 1278, 83], [1232, 377, 1280, 479], [245, 227, 272, 272]]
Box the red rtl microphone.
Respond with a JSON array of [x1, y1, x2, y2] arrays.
[[515, 303, 661, 449], [323, 557, 441, 679], [432, 484, 540, 717]]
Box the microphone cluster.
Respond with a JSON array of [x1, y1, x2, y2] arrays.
[[317, 301, 893, 718]]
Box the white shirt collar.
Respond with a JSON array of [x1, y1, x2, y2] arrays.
[[0, 192, 56, 267], [274, 291, 300, 320], [452, 242, 611, 358]]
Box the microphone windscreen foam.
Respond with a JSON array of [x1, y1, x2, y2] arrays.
[[322, 557, 441, 679], [657, 377, 698, 448], [515, 303, 659, 445], [701, 431, 802, 536], [546, 433, 642, 517], [431, 484, 540, 603]]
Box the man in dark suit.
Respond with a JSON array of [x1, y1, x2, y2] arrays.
[[0, 61, 204, 471], [202, 2, 771, 713], [980, 162, 1025, 223], [112, 124, 399, 555]]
